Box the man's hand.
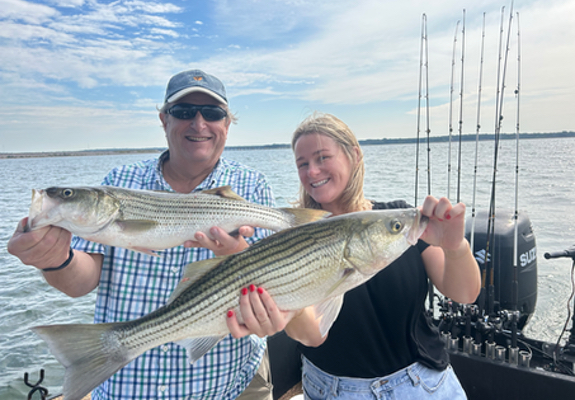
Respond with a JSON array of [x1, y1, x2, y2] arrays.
[[184, 226, 255, 256], [7, 217, 72, 270]]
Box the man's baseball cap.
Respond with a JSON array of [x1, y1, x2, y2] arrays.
[[164, 69, 227, 105]]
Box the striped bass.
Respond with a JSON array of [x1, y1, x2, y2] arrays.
[[25, 185, 328, 255], [32, 208, 427, 400]]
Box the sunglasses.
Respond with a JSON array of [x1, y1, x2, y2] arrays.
[[166, 104, 227, 121]]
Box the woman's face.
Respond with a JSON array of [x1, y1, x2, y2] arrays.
[[294, 133, 355, 215]]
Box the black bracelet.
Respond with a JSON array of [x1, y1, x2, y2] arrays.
[[43, 248, 74, 272]]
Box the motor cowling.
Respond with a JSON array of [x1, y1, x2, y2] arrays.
[[465, 209, 537, 329]]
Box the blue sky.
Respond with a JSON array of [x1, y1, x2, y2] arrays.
[[1, 0, 573, 153]]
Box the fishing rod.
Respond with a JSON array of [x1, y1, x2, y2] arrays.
[[424, 15, 432, 201], [469, 13, 487, 349], [484, 6, 506, 318], [470, 12, 486, 279], [447, 20, 460, 201], [446, 11, 467, 339], [485, 3, 514, 317], [415, 14, 426, 208], [456, 10, 466, 204], [422, 14, 436, 317], [509, 10, 521, 365]]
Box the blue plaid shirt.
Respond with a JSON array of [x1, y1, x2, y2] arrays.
[[72, 151, 275, 400]]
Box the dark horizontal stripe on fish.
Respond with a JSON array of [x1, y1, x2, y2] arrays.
[[118, 218, 353, 341]]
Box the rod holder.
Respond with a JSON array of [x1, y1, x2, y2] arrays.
[[519, 350, 532, 368], [508, 346, 519, 366], [472, 342, 482, 356], [485, 341, 496, 360], [495, 345, 506, 362], [448, 337, 459, 352], [463, 337, 473, 354]]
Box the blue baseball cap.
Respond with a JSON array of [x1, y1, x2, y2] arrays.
[[164, 69, 227, 105]]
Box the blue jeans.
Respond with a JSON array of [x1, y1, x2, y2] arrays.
[[302, 356, 467, 400]]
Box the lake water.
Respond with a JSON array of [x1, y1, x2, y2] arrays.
[[1, 138, 574, 399]]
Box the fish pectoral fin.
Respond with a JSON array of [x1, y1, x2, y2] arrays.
[[129, 247, 161, 257], [200, 186, 246, 202], [167, 256, 229, 303], [175, 336, 226, 364], [313, 295, 345, 337], [324, 268, 355, 297], [115, 219, 158, 232]]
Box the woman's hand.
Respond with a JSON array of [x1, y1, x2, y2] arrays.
[[226, 285, 297, 339], [419, 195, 481, 304], [419, 196, 467, 253]]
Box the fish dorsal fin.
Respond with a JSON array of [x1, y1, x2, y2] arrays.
[[200, 186, 246, 202], [278, 208, 331, 226], [313, 295, 345, 337], [115, 220, 158, 232], [175, 335, 226, 364], [167, 256, 228, 304]]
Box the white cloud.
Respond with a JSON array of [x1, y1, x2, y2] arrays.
[[0, 0, 59, 24]]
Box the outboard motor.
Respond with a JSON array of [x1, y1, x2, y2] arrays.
[[465, 209, 537, 329]]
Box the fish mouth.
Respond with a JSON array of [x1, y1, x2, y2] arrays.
[[26, 189, 45, 231], [407, 210, 428, 245], [26, 188, 66, 231], [311, 178, 329, 188]]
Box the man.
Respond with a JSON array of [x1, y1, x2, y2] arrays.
[[8, 69, 274, 400]]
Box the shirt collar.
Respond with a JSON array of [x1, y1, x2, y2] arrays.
[[153, 149, 225, 192]]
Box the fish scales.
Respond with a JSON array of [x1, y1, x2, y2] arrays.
[[114, 216, 366, 347], [115, 189, 293, 225]]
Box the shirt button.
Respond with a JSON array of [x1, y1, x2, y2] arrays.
[[159, 385, 167, 392], [162, 345, 169, 352], [171, 267, 179, 274]]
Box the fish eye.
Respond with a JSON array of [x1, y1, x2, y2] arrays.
[[62, 188, 74, 198], [390, 219, 403, 233]]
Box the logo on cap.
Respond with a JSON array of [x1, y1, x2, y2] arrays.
[[194, 76, 203, 81]]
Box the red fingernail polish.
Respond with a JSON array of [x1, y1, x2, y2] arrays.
[[257, 287, 264, 294], [445, 213, 451, 220], [227, 310, 234, 318], [437, 218, 443, 222], [249, 284, 256, 292], [241, 288, 248, 295]]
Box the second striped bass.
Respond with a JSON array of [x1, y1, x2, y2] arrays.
[[32, 208, 427, 400], [25, 185, 328, 255]]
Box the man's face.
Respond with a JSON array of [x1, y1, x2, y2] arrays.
[[160, 92, 231, 167]]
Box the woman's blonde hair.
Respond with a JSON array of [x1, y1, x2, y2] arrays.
[[291, 112, 371, 213]]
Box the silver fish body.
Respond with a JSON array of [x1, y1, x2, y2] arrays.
[[26, 185, 328, 254], [32, 208, 427, 400]]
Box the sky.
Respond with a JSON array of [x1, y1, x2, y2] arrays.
[[0, 0, 573, 153]]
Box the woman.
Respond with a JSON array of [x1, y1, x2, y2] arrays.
[[227, 113, 481, 399]]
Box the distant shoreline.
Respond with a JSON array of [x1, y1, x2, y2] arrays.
[[2, 131, 573, 159]]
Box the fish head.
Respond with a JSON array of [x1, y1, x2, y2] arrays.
[[343, 208, 428, 276], [27, 186, 121, 234]]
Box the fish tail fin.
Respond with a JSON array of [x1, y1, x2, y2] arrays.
[[281, 208, 331, 226], [32, 323, 135, 400]]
